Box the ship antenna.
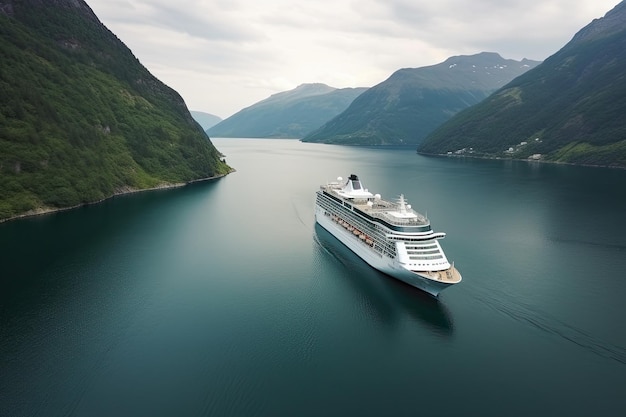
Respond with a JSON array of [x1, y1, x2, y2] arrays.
[[399, 194, 407, 213]]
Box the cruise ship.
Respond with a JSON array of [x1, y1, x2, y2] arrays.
[[315, 174, 461, 296]]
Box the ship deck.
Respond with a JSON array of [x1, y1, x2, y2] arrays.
[[323, 187, 429, 227], [418, 266, 462, 284]]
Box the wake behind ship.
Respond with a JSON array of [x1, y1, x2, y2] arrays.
[[315, 174, 461, 296]]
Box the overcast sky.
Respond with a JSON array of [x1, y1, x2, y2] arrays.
[[87, 0, 619, 118]]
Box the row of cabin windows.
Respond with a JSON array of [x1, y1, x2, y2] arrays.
[[387, 236, 436, 242], [405, 244, 438, 250], [318, 197, 396, 257], [320, 191, 432, 234], [409, 255, 444, 260], [320, 196, 377, 236], [407, 249, 440, 255], [410, 261, 448, 267]]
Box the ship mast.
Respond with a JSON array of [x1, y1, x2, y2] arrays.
[[398, 194, 408, 213]]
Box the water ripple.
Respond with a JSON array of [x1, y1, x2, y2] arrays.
[[477, 288, 626, 365]]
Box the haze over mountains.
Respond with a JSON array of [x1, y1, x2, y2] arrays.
[[302, 53, 540, 146], [418, 0, 626, 168], [1, 0, 624, 224], [190, 111, 222, 130], [207, 83, 366, 138], [0, 0, 230, 221]]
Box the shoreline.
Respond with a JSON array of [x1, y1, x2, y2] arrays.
[[417, 152, 626, 170], [0, 169, 235, 224]]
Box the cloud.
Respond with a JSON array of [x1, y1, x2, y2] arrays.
[[86, 0, 620, 118], [92, 0, 261, 41]]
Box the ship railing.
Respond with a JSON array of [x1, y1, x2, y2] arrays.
[[324, 187, 428, 226], [363, 209, 428, 226]]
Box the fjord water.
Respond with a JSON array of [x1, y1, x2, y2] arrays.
[[1, 138, 625, 416]]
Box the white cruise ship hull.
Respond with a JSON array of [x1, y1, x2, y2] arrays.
[[315, 207, 456, 297]]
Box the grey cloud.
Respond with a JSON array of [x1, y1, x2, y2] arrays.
[[147, 3, 260, 41], [86, 0, 617, 117], [100, 0, 262, 42]]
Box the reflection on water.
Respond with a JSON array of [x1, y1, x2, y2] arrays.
[[313, 224, 454, 337], [2, 138, 625, 417]]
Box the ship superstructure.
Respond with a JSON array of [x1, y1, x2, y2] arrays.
[[315, 174, 461, 296]]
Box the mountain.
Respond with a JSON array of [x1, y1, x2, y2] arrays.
[[418, 2, 626, 168], [302, 53, 540, 146], [207, 83, 367, 138], [0, 0, 231, 221], [190, 111, 222, 130]]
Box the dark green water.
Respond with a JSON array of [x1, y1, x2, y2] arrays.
[[1, 138, 625, 416]]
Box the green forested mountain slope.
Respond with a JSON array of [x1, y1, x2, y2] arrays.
[[207, 83, 367, 138], [302, 52, 539, 146], [418, 1, 626, 168], [0, 0, 230, 221]]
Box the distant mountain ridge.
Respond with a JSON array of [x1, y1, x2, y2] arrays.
[[256, 83, 337, 105], [417, 1, 626, 168], [0, 0, 230, 221], [190, 111, 222, 130], [302, 52, 540, 146], [207, 83, 367, 138]]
